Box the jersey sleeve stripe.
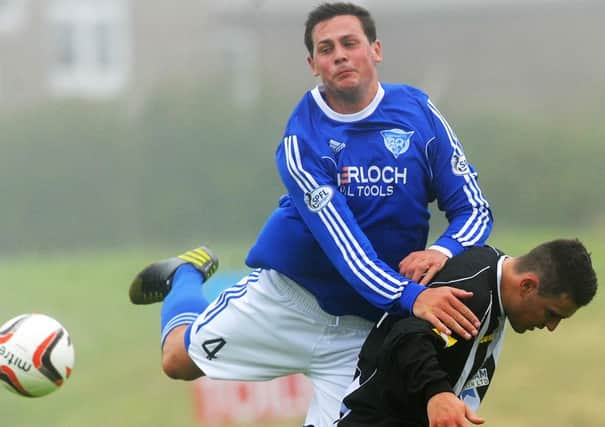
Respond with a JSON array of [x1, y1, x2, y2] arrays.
[[459, 212, 491, 247], [285, 135, 403, 297], [286, 135, 401, 290], [283, 136, 316, 189], [284, 136, 393, 296], [286, 136, 404, 294], [454, 183, 491, 245], [452, 186, 490, 244], [318, 209, 402, 299], [283, 135, 405, 300], [427, 99, 463, 151], [323, 202, 404, 289], [427, 100, 491, 246]]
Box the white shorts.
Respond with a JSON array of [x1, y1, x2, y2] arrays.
[[187, 268, 373, 427]]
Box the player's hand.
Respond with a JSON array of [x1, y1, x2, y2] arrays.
[[427, 392, 485, 427], [399, 249, 448, 285], [413, 287, 479, 339]]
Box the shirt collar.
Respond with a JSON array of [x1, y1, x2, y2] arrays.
[[310, 83, 384, 122]]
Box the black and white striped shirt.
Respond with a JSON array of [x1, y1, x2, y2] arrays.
[[338, 246, 507, 427]]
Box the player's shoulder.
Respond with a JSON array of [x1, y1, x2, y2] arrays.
[[382, 82, 429, 102], [431, 246, 503, 293], [287, 89, 315, 120], [282, 90, 316, 135], [455, 245, 504, 264]]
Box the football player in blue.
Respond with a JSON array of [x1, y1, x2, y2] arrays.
[[129, 3, 493, 426]]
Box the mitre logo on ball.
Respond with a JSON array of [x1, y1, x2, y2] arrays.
[[0, 313, 75, 398]]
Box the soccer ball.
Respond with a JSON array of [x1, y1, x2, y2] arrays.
[[0, 313, 74, 397]]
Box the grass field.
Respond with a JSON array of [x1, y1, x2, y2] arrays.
[[1, 228, 603, 427]]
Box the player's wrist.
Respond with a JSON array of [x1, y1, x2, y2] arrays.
[[431, 237, 464, 257], [398, 281, 427, 315], [427, 245, 453, 258], [424, 379, 454, 403]]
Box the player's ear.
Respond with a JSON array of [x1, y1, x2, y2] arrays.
[[520, 273, 539, 296], [307, 55, 320, 77], [371, 39, 383, 64]]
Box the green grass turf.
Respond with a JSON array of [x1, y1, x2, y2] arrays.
[[1, 229, 603, 427]]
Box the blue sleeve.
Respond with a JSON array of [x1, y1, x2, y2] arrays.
[[425, 99, 493, 257], [276, 133, 425, 316]]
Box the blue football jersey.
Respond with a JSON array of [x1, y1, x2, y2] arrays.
[[246, 83, 492, 321]]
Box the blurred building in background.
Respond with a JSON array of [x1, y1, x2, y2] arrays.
[[0, 0, 210, 107], [2, 0, 603, 111], [1, 0, 129, 104], [0, 0, 604, 254]]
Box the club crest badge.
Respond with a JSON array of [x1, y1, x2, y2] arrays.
[[381, 128, 414, 159]]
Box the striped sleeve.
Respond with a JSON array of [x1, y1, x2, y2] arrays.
[[276, 134, 425, 315], [425, 99, 493, 257]]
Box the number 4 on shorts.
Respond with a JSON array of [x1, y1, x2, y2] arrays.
[[202, 338, 226, 360]]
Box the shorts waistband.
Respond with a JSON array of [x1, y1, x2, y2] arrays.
[[263, 269, 373, 330]]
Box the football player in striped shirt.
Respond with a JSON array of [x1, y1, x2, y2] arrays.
[[337, 239, 597, 427]]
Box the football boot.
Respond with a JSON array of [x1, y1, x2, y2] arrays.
[[129, 246, 219, 305]]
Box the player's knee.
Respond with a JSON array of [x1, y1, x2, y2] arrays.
[[162, 345, 203, 380], [161, 349, 182, 379]]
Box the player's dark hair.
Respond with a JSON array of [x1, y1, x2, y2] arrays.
[[304, 2, 377, 55], [515, 239, 598, 307]]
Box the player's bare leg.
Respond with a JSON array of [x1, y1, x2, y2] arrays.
[[162, 325, 205, 380], [129, 246, 218, 380]]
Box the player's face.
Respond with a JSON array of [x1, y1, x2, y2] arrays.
[[507, 288, 577, 334], [307, 15, 382, 104]]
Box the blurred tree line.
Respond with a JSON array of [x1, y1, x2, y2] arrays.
[[1, 79, 603, 255]]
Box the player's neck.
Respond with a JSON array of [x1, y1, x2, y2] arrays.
[[323, 80, 379, 114], [499, 257, 517, 314]]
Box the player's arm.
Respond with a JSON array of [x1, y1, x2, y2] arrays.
[[380, 316, 485, 426], [276, 134, 424, 316], [400, 98, 493, 286], [427, 392, 485, 427], [276, 134, 476, 338]]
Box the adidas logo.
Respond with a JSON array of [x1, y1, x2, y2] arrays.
[[328, 139, 346, 154]]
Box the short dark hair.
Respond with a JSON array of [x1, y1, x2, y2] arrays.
[[304, 2, 377, 55], [515, 238, 598, 307]]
